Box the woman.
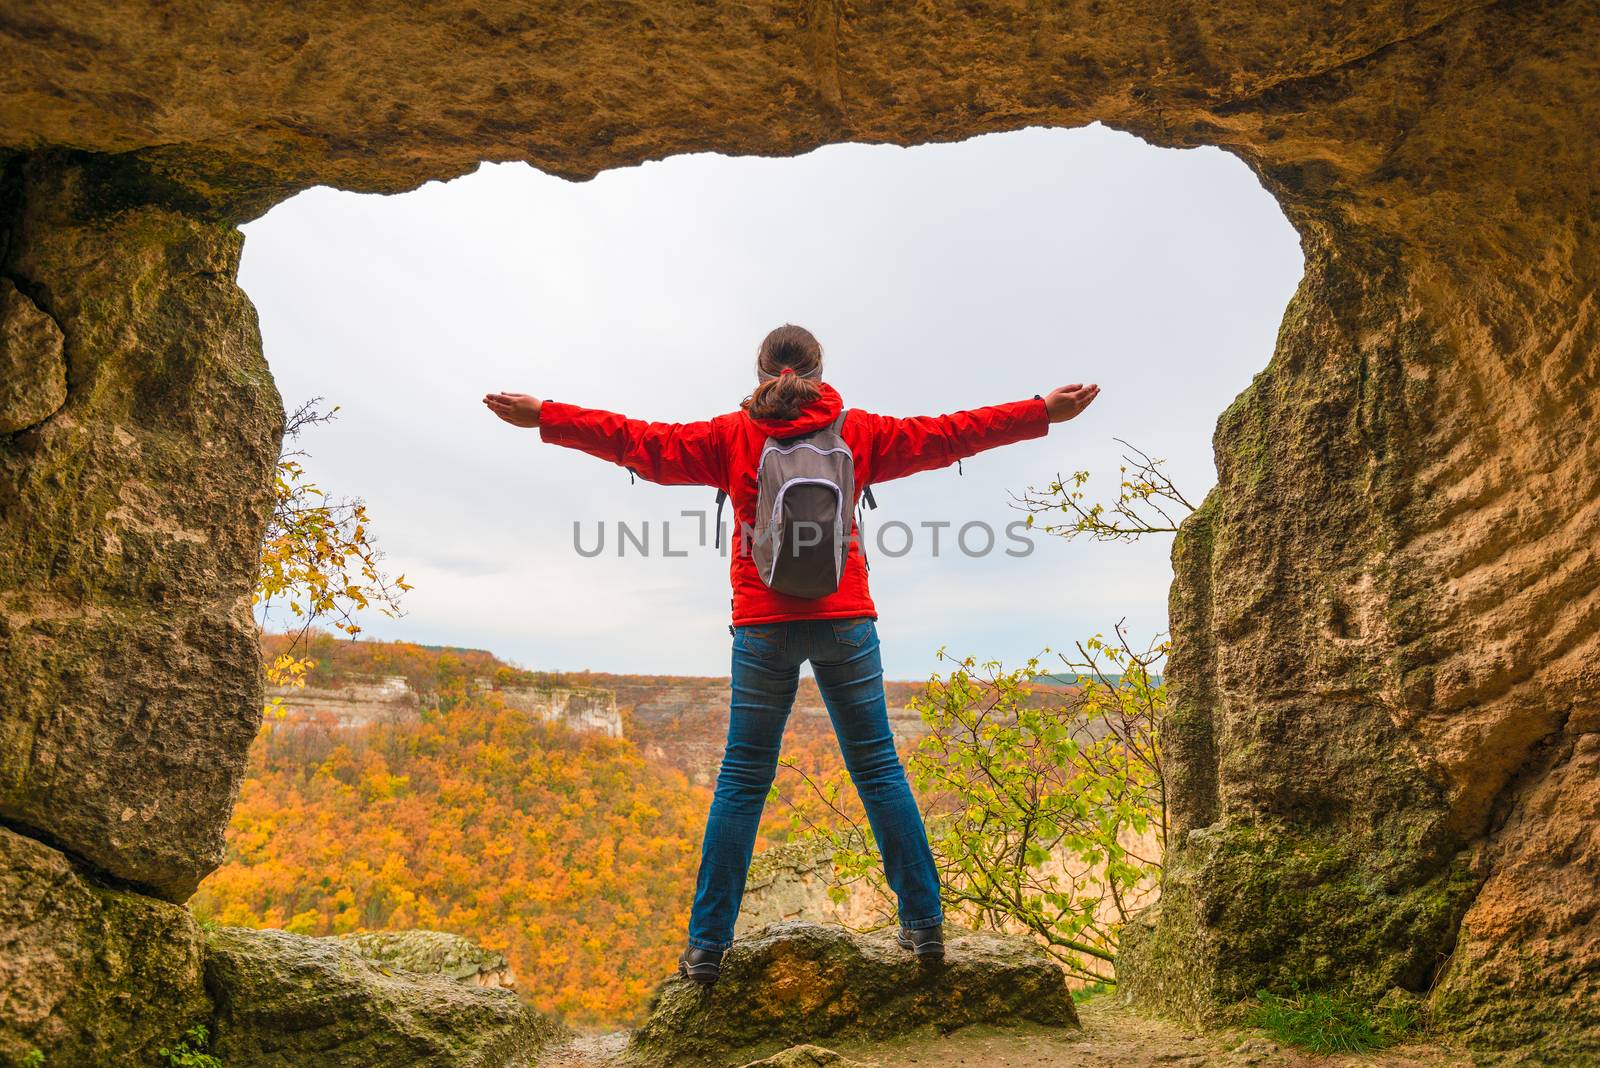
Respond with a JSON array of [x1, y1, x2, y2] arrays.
[[483, 324, 1098, 984]]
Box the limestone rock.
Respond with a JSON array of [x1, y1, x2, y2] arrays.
[[270, 673, 420, 729], [627, 921, 1077, 1066], [736, 838, 884, 938], [0, 277, 66, 434], [0, 827, 210, 1067], [1427, 731, 1600, 1061], [741, 1046, 878, 1068], [205, 926, 564, 1067], [0, 158, 283, 902], [494, 683, 624, 739], [340, 928, 517, 989]]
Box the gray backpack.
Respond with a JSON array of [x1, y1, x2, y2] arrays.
[[715, 413, 873, 599]]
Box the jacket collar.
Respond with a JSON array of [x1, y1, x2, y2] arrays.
[[744, 381, 844, 438]]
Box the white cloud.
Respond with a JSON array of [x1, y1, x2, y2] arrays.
[[241, 124, 1301, 678]]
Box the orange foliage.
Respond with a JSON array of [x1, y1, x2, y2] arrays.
[[194, 691, 710, 1028], [206, 635, 896, 1028]]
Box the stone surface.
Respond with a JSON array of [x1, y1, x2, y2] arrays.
[[341, 928, 517, 989], [496, 684, 624, 739], [1426, 731, 1600, 1063], [0, 157, 284, 901], [741, 1046, 878, 1068], [205, 925, 563, 1067], [627, 921, 1077, 1066], [271, 673, 421, 729], [0, 826, 210, 1067], [0, 276, 66, 433], [737, 838, 891, 938], [0, 0, 1597, 1057]]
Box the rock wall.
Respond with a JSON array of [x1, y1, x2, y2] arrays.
[[0, 825, 553, 1067], [269, 674, 419, 728], [496, 684, 624, 739], [0, 155, 282, 902], [736, 839, 892, 939], [0, 826, 210, 1066], [270, 672, 624, 736], [2, 0, 1597, 1058]]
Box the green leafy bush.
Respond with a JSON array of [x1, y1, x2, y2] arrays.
[[157, 1025, 223, 1068], [783, 625, 1166, 985]]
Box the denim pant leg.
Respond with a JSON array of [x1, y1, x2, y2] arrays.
[[811, 618, 944, 929], [687, 624, 800, 951]]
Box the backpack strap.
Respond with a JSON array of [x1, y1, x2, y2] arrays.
[[835, 409, 877, 568], [713, 488, 727, 549]]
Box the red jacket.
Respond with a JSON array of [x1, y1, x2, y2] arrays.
[[539, 382, 1050, 625]]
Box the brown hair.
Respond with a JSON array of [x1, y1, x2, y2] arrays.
[[742, 324, 824, 420]]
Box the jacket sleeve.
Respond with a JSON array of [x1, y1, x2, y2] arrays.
[[853, 397, 1051, 484], [537, 401, 726, 487]]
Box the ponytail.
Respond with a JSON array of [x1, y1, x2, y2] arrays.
[[743, 324, 824, 420]]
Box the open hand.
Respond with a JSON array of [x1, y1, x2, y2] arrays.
[[1043, 383, 1099, 424], [483, 392, 542, 428]]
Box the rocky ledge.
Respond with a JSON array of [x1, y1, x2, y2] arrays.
[[0, 825, 560, 1067], [207, 926, 562, 1067], [627, 921, 1078, 1067], [339, 928, 518, 989]]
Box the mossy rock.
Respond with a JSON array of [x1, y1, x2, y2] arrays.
[[205, 926, 565, 1067], [0, 827, 210, 1067], [627, 921, 1077, 1067], [1119, 819, 1478, 1026], [339, 929, 514, 986]]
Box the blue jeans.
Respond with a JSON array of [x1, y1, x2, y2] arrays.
[[687, 617, 944, 951]]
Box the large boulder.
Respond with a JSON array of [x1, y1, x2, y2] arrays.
[[0, 827, 210, 1067], [627, 921, 1077, 1067], [0, 826, 566, 1068], [205, 926, 563, 1067]]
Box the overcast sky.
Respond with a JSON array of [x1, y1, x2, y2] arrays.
[[241, 124, 1301, 679]]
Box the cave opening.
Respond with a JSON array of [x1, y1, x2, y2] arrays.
[[208, 123, 1302, 1026], [238, 123, 1303, 678]]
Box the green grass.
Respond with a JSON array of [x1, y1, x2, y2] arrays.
[[1072, 980, 1113, 1003], [1248, 987, 1417, 1055]]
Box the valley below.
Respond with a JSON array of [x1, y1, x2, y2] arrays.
[[203, 633, 943, 1028]]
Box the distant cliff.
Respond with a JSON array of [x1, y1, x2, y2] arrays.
[[593, 675, 930, 785], [268, 674, 419, 728], [490, 683, 623, 739], [267, 662, 623, 740]]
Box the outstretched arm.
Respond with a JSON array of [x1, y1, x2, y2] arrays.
[[857, 383, 1099, 484], [483, 391, 725, 487]]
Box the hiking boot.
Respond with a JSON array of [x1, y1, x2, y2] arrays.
[[678, 944, 723, 985], [896, 924, 945, 963]]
